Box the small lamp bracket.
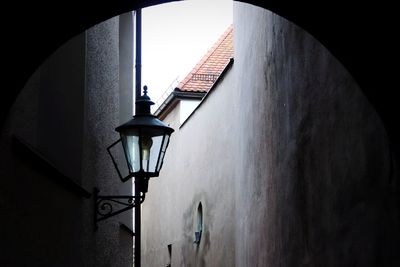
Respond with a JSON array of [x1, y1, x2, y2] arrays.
[[94, 187, 145, 229]]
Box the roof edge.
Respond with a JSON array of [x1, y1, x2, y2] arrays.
[[176, 24, 234, 90], [179, 58, 234, 129], [154, 90, 206, 118]]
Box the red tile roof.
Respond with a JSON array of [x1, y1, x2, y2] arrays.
[[176, 25, 234, 93]]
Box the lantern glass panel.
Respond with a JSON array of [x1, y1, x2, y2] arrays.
[[142, 135, 163, 173], [121, 133, 140, 173], [156, 134, 170, 172]]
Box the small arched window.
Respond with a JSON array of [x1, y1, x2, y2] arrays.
[[194, 202, 203, 244]]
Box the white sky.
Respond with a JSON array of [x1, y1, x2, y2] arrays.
[[141, 0, 233, 103]]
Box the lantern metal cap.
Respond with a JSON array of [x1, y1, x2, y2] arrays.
[[115, 85, 174, 134], [115, 115, 174, 134]]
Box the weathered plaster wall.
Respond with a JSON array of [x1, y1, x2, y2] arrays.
[[142, 66, 238, 267], [233, 2, 399, 266], [142, 2, 399, 267], [83, 13, 134, 267], [0, 14, 134, 267]]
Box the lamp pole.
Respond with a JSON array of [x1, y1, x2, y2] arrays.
[[135, 8, 142, 267], [134, 176, 141, 267], [135, 9, 142, 104]]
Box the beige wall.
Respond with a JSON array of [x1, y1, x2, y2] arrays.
[[233, 3, 397, 266], [142, 2, 399, 267], [142, 62, 237, 266]]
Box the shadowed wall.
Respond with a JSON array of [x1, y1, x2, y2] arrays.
[[233, 3, 399, 266], [141, 3, 399, 266], [0, 13, 134, 267]]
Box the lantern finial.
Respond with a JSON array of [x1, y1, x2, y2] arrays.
[[135, 85, 154, 115]]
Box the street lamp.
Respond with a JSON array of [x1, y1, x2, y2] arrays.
[[94, 86, 174, 267], [108, 85, 174, 188], [96, 85, 174, 213]]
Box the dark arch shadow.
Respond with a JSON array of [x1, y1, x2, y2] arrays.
[[2, 0, 398, 152]]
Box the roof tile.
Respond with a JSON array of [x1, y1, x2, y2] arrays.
[[176, 25, 234, 93]]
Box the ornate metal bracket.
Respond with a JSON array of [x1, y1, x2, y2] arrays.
[[94, 187, 145, 229]]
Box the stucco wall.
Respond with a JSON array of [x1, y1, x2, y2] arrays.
[[0, 14, 134, 267], [82, 13, 134, 267], [142, 64, 237, 266], [141, 2, 399, 267], [233, 3, 399, 266]]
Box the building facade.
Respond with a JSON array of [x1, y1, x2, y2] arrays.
[[0, 2, 399, 267], [141, 2, 399, 266], [0, 13, 135, 267]]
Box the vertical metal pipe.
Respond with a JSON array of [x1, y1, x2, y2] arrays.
[[134, 9, 142, 267], [135, 9, 142, 109], [135, 179, 141, 267]]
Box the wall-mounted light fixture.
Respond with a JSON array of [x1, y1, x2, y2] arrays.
[[95, 84, 174, 223], [94, 86, 174, 266], [107, 85, 174, 187]]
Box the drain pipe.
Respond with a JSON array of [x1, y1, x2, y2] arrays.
[[134, 9, 142, 267]]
